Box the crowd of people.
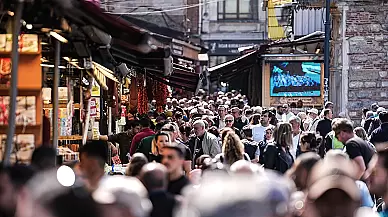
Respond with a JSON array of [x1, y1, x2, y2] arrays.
[[1, 90, 388, 217]]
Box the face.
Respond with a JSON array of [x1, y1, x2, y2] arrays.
[[290, 120, 300, 132], [193, 124, 205, 137], [132, 126, 141, 134], [309, 113, 317, 119], [231, 109, 240, 119], [265, 129, 273, 140], [260, 113, 270, 126], [225, 117, 234, 128], [368, 155, 388, 196], [162, 148, 184, 173], [156, 135, 170, 150], [283, 106, 289, 113], [334, 130, 350, 144], [0, 173, 16, 216], [218, 107, 226, 117], [79, 153, 100, 180], [327, 110, 333, 119]]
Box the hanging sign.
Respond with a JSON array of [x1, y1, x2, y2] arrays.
[[90, 98, 97, 117], [91, 83, 100, 97]]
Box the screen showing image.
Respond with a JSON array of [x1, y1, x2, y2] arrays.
[[269, 61, 321, 97]]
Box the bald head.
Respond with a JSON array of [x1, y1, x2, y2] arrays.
[[140, 163, 168, 192]]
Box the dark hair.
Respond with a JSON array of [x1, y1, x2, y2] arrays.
[[295, 152, 321, 173], [31, 146, 57, 171], [362, 108, 369, 117], [179, 125, 192, 138], [332, 118, 354, 134], [250, 114, 261, 125], [300, 132, 319, 152], [208, 126, 220, 138], [163, 144, 185, 159], [139, 118, 151, 127], [290, 102, 297, 108], [2, 164, 35, 188], [125, 120, 140, 131], [127, 153, 148, 177], [154, 132, 170, 142], [155, 122, 167, 132], [79, 141, 108, 167], [196, 155, 211, 168], [322, 109, 331, 117], [242, 125, 253, 138], [379, 111, 388, 123]]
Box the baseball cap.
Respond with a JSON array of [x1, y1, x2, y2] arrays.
[[307, 108, 319, 115], [92, 176, 152, 217], [307, 158, 360, 201]]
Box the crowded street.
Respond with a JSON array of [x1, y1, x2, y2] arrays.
[[1, 0, 388, 217]]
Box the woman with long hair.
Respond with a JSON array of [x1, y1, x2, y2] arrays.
[[263, 122, 294, 173], [149, 132, 171, 163], [215, 132, 250, 165]]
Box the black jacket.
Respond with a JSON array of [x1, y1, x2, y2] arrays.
[[370, 123, 388, 145], [263, 144, 294, 174], [149, 191, 179, 217], [316, 118, 332, 138]]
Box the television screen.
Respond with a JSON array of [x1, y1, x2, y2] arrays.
[[269, 61, 322, 97]]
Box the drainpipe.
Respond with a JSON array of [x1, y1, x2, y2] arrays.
[[324, 0, 331, 102]]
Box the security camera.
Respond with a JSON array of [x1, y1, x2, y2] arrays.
[[116, 63, 130, 78]]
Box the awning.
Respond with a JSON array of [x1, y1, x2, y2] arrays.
[[208, 51, 258, 82]]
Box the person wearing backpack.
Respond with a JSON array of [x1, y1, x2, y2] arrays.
[[241, 125, 260, 163], [263, 123, 294, 174]]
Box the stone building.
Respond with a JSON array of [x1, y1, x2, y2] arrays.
[[331, 0, 388, 123]]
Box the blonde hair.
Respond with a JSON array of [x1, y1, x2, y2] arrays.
[[151, 132, 171, 156], [222, 132, 245, 165], [273, 122, 293, 148]]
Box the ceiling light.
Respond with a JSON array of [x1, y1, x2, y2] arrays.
[[40, 64, 66, 69], [50, 31, 68, 43], [26, 24, 33, 30], [7, 11, 14, 16]]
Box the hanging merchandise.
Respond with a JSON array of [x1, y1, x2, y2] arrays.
[[153, 80, 168, 113], [137, 75, 148, 114], [129, 76, 138, 113]]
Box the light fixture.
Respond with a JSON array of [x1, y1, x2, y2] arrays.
[[7, 11, 14, 16], [315, 43, 321, 54], [49, 31, 68, 43], [40, 64, 66, 69], [26, 24, 33, 30]]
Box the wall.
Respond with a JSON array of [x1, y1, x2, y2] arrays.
[[335, 0, 388, 123], [102, 0, 192, 32]]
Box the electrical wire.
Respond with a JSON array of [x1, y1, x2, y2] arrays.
[[103, 0, 223, 15]]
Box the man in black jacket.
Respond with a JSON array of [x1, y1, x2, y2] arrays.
[[316, 109, 332, 138], [140, 163, 179, 217], [370, 111, 388, 145]]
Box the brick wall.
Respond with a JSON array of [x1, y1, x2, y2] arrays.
[[344, 1, 388, 121]]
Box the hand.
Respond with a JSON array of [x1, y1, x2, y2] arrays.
[[111, 145, 118, 155]]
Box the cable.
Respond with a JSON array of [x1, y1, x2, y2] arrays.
[[103, 0, 223, 15]]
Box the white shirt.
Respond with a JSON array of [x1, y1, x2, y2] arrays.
[[291, 132, 301, 159], [252, 125, 267, 142], [218, 118, 226, 129]]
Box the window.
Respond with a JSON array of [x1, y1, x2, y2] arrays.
[[217, 0, 258, 20]]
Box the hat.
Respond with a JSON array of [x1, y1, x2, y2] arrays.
[[92, 176, 152, 217], [307, 108, 319, 115], [307, 158, 360, 201], [324, 101, 333, 108]]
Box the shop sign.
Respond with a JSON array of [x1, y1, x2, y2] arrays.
[[91, 84, 100, 97], [205, 40, 263, 56], [171, 43, 184, 56], [90, 98, 97, 117]]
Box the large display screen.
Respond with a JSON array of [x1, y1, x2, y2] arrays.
[[269, 61, 321, 97]]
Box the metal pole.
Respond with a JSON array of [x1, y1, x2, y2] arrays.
[[82, 77, 94, 145], [108, 107, 112, 135], [52, 40, 60, 153], [4, 2, 24, 166], [324, 0, 331, 102]]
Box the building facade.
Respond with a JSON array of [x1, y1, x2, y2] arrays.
[[200, 0, 267, 67], [330, 0, 388, 123]]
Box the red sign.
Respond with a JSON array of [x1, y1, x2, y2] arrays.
[[90, 98, 97, 117]]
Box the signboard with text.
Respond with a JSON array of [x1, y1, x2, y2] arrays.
[[205, 40, 263, 56]]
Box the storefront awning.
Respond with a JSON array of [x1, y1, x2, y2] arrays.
[[208, 51, 258, 82]]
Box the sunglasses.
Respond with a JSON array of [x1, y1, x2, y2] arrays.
[[225, 120, 233, 123]]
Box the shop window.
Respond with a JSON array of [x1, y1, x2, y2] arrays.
[[217, 0, 258, 21]]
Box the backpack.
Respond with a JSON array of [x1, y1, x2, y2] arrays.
[[242, 139, 259, 160]]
